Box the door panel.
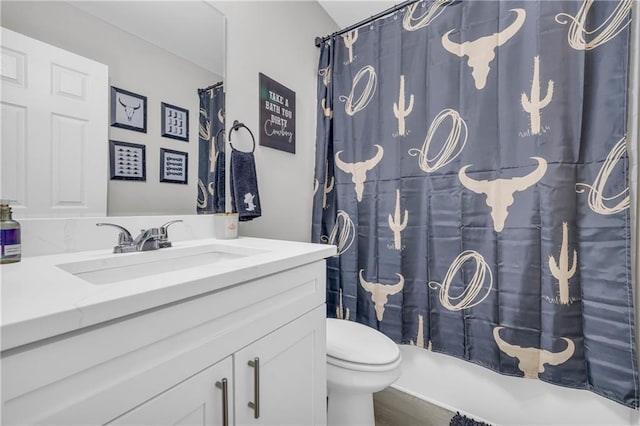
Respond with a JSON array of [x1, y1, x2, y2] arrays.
[[0, 27, 108, 217]]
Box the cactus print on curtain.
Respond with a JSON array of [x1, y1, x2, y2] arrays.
[[311, 0, 638, 408], [198, 84, 225, 213]]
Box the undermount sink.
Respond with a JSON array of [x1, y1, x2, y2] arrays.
[[57, 244, 262, 285]]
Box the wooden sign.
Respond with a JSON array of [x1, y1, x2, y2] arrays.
[[259, 73, 295, 154]]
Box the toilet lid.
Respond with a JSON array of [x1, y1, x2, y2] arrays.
[[326, 318, 400, 365]]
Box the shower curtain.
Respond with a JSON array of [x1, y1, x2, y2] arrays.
[[198, 83, 225, 213], [312, 0, 638, 407]]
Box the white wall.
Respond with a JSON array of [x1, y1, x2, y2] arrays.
[[1, 1, 222, 216], [213, 1, 338, 242]]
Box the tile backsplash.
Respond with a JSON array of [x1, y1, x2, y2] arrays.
[[18, 215, 216, 257]]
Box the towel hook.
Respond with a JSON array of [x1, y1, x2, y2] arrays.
[[228, 120, 256, 153], [214, 127, 225, 153]]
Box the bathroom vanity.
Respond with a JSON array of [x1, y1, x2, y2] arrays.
[[1, 237, 335, 425]]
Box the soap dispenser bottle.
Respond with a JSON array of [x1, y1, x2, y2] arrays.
[[0, 203, 21, 264]]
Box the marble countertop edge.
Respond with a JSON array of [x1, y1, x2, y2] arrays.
[[1, 237, 336, 351]]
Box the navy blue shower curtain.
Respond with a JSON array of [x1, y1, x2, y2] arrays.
[[198, 84, 225, 213], [312, 0, 638, 408]]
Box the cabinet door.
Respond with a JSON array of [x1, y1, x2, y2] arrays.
[[108, 356, 233, 426], [234, 305, 326, 426]]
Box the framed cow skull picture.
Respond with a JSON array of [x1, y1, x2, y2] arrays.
[[110, 86, 147, 133]]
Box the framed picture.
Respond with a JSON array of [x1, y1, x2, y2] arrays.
[[111, 86, 147, 133], [161, 102, 189, 141], [109, 140, 146, 181], [160, 148, 188, 184], [258, 73, 296, 154]]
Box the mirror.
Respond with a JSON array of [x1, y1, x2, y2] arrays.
[[0, 1, 225, 217]]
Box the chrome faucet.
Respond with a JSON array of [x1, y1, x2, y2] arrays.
[[132, 227, 162, 251], [97, 220, 183, 253]]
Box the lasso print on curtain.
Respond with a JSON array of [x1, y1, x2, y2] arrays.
[[198, 83, 225, 213], [312, 0, 638, 407]]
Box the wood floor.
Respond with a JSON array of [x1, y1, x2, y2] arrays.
[[374, 387, 455, 426]]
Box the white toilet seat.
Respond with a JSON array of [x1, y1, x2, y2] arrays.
[[326, 318, 400, 365], [327, 353, 402, 372]]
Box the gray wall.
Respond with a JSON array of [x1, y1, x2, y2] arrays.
[[1, 1, 222, 216], [214, 1, 338, 242]]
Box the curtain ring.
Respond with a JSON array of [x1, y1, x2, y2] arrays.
[[228, 120, 256, 153], [214, 127, 225, 153]]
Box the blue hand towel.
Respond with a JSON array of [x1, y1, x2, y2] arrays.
[[230, 149, 261, 221], [212, 149, 226, 213]]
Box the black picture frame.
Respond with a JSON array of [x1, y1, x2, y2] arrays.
[[110, 86, 147, 133], [161, 102, 189, 141], [109, 140, 146, 181], [160, 148, 188, 184], [258, 73, 296, 154]]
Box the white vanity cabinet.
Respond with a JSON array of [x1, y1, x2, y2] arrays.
[[234, 307, 325, 426], [109, 356, 234, 426], [1, 259, 328, 426]]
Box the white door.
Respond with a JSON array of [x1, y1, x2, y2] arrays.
[[108, 356, 234, 426], [0, 27, 108, 217], [234, 306, 327, 426]]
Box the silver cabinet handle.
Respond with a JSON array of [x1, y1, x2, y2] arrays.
[[247, 357, 260, 419], [215, 378, 229, 426]]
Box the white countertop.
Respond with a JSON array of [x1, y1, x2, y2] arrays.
[[1, 237, 336, 351]]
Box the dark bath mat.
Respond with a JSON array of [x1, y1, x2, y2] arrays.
[[449, 412, 492, 426]]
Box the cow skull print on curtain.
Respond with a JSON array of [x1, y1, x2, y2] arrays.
[[311, 0, 638, 407]]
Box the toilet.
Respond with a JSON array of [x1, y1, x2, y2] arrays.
[[326, 318, 402, 426]]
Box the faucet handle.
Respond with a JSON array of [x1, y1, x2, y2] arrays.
[[160, 220, 183, 237], [158, 220, 183, 248], [96, 223, 136, 253], [160, 219, 183, 231], [96, 223, 134, 245]]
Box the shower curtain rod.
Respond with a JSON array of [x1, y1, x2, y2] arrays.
[[197, 81, 223, 94], [314, 0, 419, 47]]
